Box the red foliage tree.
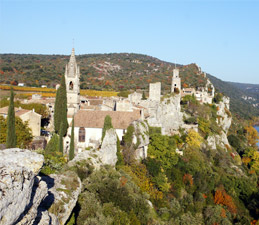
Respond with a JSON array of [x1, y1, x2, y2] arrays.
[[214, 186, 237, 214]]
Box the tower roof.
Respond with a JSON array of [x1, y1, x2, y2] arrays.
[[66, 48, 79, 78], [69, 48, 76, 64]]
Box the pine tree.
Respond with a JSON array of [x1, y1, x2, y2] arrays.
[[6, 87, 16, 148], [54, 74, 68, 136], [69, 117, 75, 160], [102, 115, 113, 141]]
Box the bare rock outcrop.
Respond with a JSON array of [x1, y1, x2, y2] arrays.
[[99, 128, 118, 166], [140, 94, 183, 135], [38, 171, 81, 225], [69, 128, 118, 168], [0, 148, 44, 225], [132, 120, 149, 160], [207, 96, 232, 150]]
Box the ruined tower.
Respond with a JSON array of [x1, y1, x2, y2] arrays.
[[65, 48, 80, 116], [171, 68, 181, 93]]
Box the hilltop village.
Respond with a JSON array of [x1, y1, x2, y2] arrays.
[[2, 49, 259, 225], [49, 49, 220, 160]]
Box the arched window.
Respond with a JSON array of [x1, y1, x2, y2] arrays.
[[79, 127, 85, 142], [69, 81, 74, 90]]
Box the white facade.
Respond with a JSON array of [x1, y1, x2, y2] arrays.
[[74, 127, 124, 150]]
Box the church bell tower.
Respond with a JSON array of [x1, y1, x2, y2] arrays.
[[171, 68, 181, 94], [65, 48, 80, 116]]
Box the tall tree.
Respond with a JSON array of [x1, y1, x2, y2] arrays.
[[59, 121, 65, 154], [69, 117, 75, 160], [45, 133, 59, 154], [54, 86, 61, 133], [142, 91, 147, 100], [6, 88, 16, 148], [54, 74, 68, 136], [102, 115, 113, 141]]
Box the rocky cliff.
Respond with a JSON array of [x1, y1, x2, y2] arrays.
[[132, 120, 150, 160], [0, 148, 44, 225], [0, 148, 81, 225], [207, 96, 232, 150]]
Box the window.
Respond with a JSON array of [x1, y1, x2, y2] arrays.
[[69, 81, 74, 90], [79, 127, 85, 142]]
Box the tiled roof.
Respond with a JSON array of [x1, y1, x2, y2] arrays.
[[0, 106, 41, 117], [0, 106, 30, 116], [74, 109, 141, 129]]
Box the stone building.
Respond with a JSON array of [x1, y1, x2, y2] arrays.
[[0, 106, 41, 137], [128, 92, 142, 104], [149, 82, 161, 101], [65, 48, 80, 117], [72, 110, 142, 151], [171, 68, 181, 93]]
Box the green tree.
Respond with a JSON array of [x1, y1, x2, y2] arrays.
[[116, 137, 124, 169], [148, 133, 178, 170], [6, 88, 16, 148], [0, 116, 32, 148], [102, 115, 113, 141], [69, 118, 75, 160], [142, 91, 147, 100], [54, 86, 61, 133], [45, 133, 59, 154], [54, 74, 68, 136], [59, 121, 65, 154]]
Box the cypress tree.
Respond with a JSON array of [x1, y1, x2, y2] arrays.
[[54, 74, 68, 136], [69, 117, 75, 160], [6, 87, 16, 148], [102, 115, 113, 141], [59, 122, 64, 154], [54, 87, 61, 133], [45, 133, 59, 153], [142, 91, 147, 100]]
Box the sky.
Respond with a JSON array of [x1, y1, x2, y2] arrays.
[[0, 0, 259, 84]]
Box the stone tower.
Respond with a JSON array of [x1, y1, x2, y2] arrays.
[[171, 68, 181, 93], [149, 82, 161, 101], [65, 48, 80, 116]]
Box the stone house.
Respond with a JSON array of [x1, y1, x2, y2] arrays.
[[72, 109, 142, 151], [0, 106, 41, 136], [181, 88, 196, 97]]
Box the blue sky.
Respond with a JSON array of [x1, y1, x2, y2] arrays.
[[0, 0, 259, 84]]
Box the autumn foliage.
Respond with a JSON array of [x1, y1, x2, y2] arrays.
[[214, 186, 237, 214], [183, 173, 193, 186], [244, 126, 259, 147]]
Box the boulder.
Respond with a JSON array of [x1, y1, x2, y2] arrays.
[[0, 148, 44, 225]]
